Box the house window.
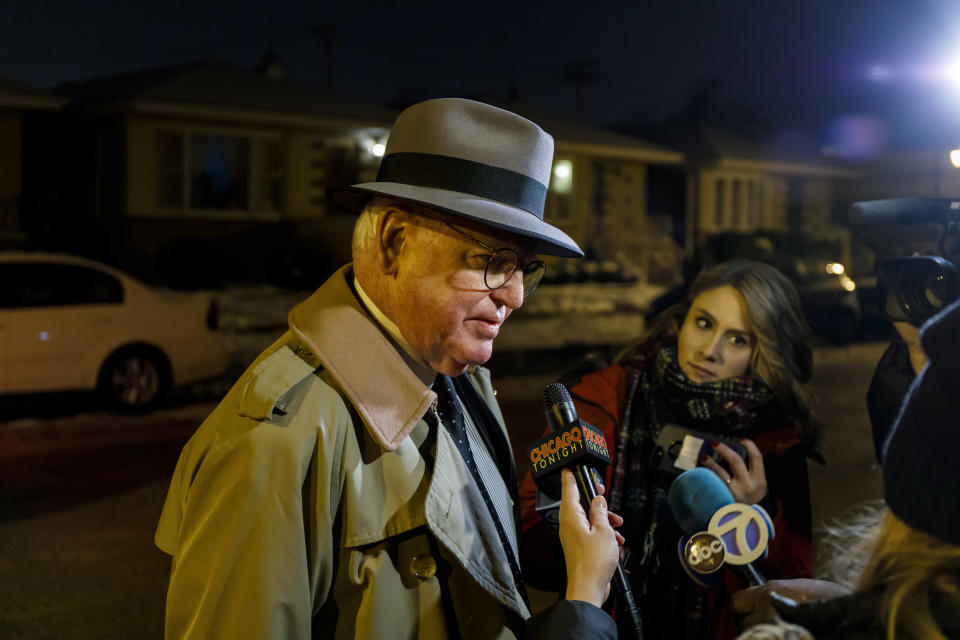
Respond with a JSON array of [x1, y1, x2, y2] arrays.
[[257, 139, 282, 212], [731, 179, 743, 228], [190, 135, 250, 210], [748, 180, 762, 227], [714, 176, 764, 230], [156, 130, 283, 214], [157, 132, 184, 208], [545, 158, 574, 224]]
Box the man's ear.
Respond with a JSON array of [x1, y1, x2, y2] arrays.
[[375, 206, 411, 276]]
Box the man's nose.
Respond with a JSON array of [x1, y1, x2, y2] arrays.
[[491, 272, 525, 310]]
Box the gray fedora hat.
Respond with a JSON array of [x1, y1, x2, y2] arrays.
[[328, 98, 584, 258]]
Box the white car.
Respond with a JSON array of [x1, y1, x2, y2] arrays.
[[0, 252, 229, 411]]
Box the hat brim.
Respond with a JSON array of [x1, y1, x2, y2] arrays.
[[328, 183, 583, 259]]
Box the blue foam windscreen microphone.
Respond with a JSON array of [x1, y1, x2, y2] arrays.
[[668, 468, 771, 587], [668, 467, 735, 533]]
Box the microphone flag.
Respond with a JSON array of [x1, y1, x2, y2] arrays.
[[707, 503, 773, 565], [526, 420, 611, 487]]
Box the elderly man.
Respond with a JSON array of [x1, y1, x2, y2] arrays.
[[155, 99, 619, 639]]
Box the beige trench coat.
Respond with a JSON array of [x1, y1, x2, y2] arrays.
[[156, 266, 531, 639]]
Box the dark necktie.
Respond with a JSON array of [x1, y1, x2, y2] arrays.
[[432, 374, 528, 607]]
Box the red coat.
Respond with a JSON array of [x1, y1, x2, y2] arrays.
[[519, 363, 813, 638]]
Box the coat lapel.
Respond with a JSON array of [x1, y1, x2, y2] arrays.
[[288, 265, 434, 452]]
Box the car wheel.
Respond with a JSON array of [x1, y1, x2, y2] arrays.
[[98, 348, 169, 412]]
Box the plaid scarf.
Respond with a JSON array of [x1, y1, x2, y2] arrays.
[[608, 340, 780, 513], [605, 340, 792, 638]]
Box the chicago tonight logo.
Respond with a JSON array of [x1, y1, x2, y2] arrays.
[[527, 422, 611, 477]]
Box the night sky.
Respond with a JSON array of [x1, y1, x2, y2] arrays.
[[4, 0, 960, 153]]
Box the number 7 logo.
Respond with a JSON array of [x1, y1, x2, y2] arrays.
[[707, 503, 772, 565]]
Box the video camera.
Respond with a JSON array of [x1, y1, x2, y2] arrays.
[[850, 198, 960, 326]]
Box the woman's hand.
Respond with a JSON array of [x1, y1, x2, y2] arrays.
[[558, 469, 624, 607], [700, 438, 767, 504]]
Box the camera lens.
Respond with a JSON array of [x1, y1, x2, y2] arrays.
[[898, 262, 955, 322], [925, 271, 949, 306], [898, 269, 938, 318]]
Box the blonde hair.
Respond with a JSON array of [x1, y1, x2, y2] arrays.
[[851, 509, 960, 640], [793, 503, 960, 640], [625, 260, 814, 428], [816, 500, 887, 589]]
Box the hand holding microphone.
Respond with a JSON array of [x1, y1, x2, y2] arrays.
[[557, 468, 623, 607], [528, 383, 644, 639]]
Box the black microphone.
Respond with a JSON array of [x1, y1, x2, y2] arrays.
[[530, 383, 644, 640], [528, 386, 613, 494]]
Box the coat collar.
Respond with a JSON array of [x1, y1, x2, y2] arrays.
[[288, 265, 436, 451]]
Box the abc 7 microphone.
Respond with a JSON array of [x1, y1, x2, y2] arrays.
[[527, 383, 644, 640], [668, 468, 773, 587]]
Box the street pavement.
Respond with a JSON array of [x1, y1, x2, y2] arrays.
[[0, 342, 888, 639], [0, 402, 214, 640]]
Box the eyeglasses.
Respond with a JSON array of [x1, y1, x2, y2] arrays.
[[419, 210, 547, 298]]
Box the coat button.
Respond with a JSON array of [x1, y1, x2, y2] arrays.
[[410, 555, 437, 579]]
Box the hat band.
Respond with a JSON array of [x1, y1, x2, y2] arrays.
[[376, 152, 547, 218]]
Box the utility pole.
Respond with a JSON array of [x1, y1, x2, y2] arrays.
[[309, 23, 337, 94], [562, 59, 598, 121]]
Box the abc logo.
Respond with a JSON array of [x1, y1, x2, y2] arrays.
[[684, 532, 725, 574]]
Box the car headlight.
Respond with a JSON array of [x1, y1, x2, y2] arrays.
[[825, 262, 846, 276]]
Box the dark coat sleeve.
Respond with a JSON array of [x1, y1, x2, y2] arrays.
[[524, 600, 618, 640], [757, 442, 813, 580], [866, 339, 916, 464]]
